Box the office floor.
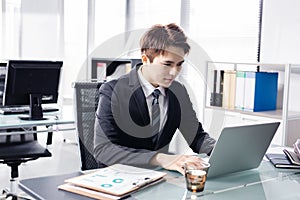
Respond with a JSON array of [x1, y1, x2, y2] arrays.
[[0, 104, 81, 198]]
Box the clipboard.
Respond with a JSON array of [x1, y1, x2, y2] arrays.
[[58, 164, 166, 198]]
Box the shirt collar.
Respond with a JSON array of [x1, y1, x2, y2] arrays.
[[137, 66, 166, 98]]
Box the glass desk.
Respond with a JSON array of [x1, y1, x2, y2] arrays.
[[136, 160, 300, 200], [19, 159, 300, 200], [0, 112, 75, 136]]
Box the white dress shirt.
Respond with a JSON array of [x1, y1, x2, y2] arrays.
[[137, 66, 168, 131]]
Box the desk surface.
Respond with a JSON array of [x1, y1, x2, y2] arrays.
[[19, 160, 300, 200]]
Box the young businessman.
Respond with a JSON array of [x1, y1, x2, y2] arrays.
[[94, 23, 215, 174]]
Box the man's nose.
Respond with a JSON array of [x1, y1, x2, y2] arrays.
[[169, 67, 177, 75]]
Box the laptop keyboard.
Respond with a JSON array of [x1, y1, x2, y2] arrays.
[[0, 106, 59, 115]]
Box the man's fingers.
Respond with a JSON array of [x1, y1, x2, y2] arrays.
[[177, 165, 185, 175]]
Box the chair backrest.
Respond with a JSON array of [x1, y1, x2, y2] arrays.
[[73, 81, 103, 171]]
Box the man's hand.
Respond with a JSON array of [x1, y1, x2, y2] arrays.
[[151, 153, 206, 175]]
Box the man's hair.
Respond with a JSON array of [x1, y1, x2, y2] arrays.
[[140, 23, 191, 62]]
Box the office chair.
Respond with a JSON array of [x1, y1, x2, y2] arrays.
[[0, 129, 52, 200], [73, 81, 103, 171]]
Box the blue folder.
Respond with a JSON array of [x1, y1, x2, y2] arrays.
[[244, 71, 278, 112]]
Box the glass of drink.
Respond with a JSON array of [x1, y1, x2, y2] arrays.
[[184, 162, 210, 193]]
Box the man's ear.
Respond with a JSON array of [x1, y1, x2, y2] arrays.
[[141, 54, 149, 64]]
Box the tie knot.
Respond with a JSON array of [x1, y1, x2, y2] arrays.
[[152, 89, 161, 105], [152, 89, 161, 99]]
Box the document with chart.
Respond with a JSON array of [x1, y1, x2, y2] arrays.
[[58, 164, 166, 199]]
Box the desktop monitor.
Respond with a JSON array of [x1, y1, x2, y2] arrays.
[[3, 60, 63, 120], [0, 62, 7, 104]]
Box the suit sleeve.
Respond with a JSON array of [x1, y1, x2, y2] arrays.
[[174, 83, 216, 155], [93, 82, 157, 168]]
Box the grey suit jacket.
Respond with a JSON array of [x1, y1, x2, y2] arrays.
[[94, 65, 215, 168]]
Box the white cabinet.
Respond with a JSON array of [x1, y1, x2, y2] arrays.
[[203, 61, 300, 147], [203, 107, 282, 145]]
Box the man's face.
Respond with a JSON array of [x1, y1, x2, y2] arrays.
[[142, 46, 185, 88]]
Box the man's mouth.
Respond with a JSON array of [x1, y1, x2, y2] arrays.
[[164, 78, 173, 82]]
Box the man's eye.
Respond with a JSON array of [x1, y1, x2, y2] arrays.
[[177, 62, 184, 67], [163, 63, 171, 67]]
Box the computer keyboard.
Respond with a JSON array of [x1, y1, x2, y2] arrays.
[[0, 106, 59, 115]]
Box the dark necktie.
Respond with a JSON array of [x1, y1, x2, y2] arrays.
[[151, 89, 161, 135]]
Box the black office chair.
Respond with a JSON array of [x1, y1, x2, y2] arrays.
[[0, 130, 52, 200], [73, 81, 103, 171]]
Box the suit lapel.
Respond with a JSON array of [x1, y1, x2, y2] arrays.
[[164, 88, 178, 129], [131, 88, 150, 125], [128, 66, 150, 126]]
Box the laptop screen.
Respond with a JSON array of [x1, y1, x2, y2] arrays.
[[207, 122, 280, 178]]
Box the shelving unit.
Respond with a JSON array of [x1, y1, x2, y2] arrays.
[[203, 61, 300, 146], [90, 58, 141, 81]]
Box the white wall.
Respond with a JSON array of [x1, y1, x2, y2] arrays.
[[261, 0, 300, 112], [261, 0, 300, 146], [20, 0, 62, 60], [261, 0, 300, 64], [63, 0, 87, 100]]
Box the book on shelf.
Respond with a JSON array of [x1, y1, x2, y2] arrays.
[[244, 72, 278, 112], [265, 150, 300, 169], [243, 71, 278, 112], [222, 70, 236, 109], [210, 69, 278, 112], [58, 164, 166, 200], [235, 71, 245, 110], [210, 70, 224, 107]]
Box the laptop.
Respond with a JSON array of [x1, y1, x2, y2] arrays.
[[207, 122, 280, 178]]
